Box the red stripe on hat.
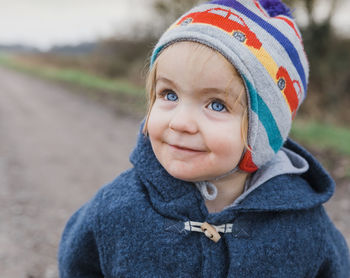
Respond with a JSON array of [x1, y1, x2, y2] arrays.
[[276, 66, 300, 118], [253, 0, 269, 17], [275, 16, 301, 41], [239, 149, 258, 173], [177, 8, 262, 50]]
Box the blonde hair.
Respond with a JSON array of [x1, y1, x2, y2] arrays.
[[143, 42, 249, 149]]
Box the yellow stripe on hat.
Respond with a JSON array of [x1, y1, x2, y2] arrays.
[[246, 44, 292, 115]]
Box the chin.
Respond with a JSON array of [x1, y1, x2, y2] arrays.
[[166, 168, 214, 182], [162, 161, 228, 182], [165, 168, 198, 182]]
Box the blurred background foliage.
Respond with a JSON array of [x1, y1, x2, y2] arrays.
[[284, 0, 350, 123], [1, 0, 349, 125]]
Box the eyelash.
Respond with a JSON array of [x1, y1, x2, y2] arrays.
[[208, 99, 227, 112], [158, 90, 228, 112], [158, 89, 177, 101]]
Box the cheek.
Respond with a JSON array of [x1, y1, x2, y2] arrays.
[[206, 123, 244, 158], [147, 106, 167, 141]]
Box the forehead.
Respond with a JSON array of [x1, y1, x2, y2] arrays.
[[155, 42, 244, 93]]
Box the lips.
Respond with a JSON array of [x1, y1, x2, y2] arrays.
[[168, 143, 204, 152]]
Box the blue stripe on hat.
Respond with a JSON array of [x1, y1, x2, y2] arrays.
[[244, 76, 283, 153], [210, 0, 307, 93], [151, 46, 165, 67]]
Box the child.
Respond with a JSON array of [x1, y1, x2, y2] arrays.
[[58, 0, 350, 277]]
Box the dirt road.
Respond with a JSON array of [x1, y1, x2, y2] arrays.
[[0, 66, 140, 278], [0, 66, 349, 278]]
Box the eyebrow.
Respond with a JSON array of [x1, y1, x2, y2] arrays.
[[156, 76, 232, 96], [155, 76, 179, 90]]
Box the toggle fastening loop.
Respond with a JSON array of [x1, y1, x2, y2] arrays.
[[201, 222, 221, 243], [184, 221, 233, 243]]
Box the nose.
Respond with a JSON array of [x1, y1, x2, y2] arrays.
[[169, 104, 198, 134]]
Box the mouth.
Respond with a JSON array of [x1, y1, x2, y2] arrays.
[[168, 143, 204, 153]]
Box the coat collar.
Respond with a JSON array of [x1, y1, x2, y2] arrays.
[[129, 126, 198, 202], [129, 124, 206, 221]]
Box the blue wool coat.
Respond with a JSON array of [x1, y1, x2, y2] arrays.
[[58, 131, 350, 277]]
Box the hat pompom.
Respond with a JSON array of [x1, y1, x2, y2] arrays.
[[259, 0, 293, 18]]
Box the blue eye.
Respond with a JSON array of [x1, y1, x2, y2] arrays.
[[165, 91, 178, 102], [209, 101, 226, 112]]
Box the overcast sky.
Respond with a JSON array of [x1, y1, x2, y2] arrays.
[[0, 0, 349, 51], [0, 0, 152, 50]]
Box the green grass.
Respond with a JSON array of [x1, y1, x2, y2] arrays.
[[0, 53, 144, 97], [0, 52, 11, 65], [291, 120, 350, 156]]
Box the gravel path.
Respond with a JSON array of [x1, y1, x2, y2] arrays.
[[0, 66, 348, 278], [0, 67, 139, 278]]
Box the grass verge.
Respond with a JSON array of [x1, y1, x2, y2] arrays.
[[0, 52, 147, 116], [0, 53, 144, 97], [291, 120, 350, 156]]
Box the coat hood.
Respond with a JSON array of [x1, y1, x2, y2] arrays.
[[130, 124, 334, 222]]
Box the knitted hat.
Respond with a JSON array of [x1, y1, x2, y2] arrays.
[[150, 0, 309, 173]]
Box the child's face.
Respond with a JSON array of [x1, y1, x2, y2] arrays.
[[147, 42, 247, 182]]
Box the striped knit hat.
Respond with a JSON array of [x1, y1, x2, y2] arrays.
[[150, 0, 309, 173]]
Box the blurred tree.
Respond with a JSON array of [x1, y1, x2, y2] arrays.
[[153, 0, 204, 19], [285, 0, 350, 122], [285, 0, 338, 27], [152, 0, 206, 31], [285, 0, 339, 55]]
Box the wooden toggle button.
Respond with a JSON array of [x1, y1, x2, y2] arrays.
[[201, 222, 221, 243]]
